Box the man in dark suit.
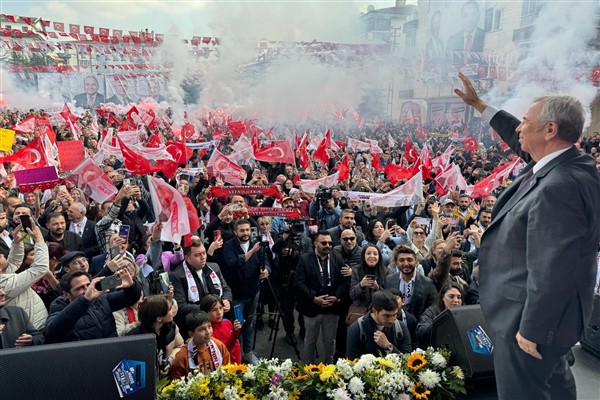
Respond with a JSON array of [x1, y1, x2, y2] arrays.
[[446, 0, 485, 64], [222, 219, 270, 364], [0, 288, 45, 348], [73, 75, 105, 108], [106, 78, 133, 105], [294, 231, 349, 363], [455, 72, 600, 399], [67, 203, 100, 259], [170, 238, 232, 336], [385, 246, 437, 322], [43, 212, 83, 254]]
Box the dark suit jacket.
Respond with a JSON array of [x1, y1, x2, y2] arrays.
[[106, 95, 133, 105], [446, 28, 485, 62], [170, 262, 232, 328], [43, 231, 84, 253], [73, 92, 105, 108], [479, 110, 600, 348], [222, 238, 270, 300], [293, 251, 350, 317], [73, 219, 101, 259], [385, 271, 437, 322]]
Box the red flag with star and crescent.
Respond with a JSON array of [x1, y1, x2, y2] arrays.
[[253, 140, 295, 165], [0, 137, 48, 168]]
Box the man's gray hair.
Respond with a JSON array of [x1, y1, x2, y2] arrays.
[[533, 94, 585, 143]]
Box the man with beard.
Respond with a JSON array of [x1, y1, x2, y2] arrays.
[[453, 193, 478, 227], [222, 219, 270, 364], [170, 237, 232, 336], [294, 231, 349, 364], [327, 210, 365, 247], [43, 212, 83, 253], [385, 246, 437, 321]]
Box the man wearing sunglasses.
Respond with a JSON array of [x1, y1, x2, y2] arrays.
[[294, 231, 349, 364]]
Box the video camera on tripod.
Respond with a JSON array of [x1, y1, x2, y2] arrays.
[[315, 186, 333, 205]]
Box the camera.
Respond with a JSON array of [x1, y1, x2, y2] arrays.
[[315, 186, 333, 203], [260, 233, 270, 248], [284, 218, 305, 236]]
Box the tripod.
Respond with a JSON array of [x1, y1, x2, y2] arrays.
[[252, 244, 301, 359]]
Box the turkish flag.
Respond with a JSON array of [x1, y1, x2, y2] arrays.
[[206, 149, 244, 185], [181, 123, 195, 140], [0, 137, 48, 168], [415, 127, 428, 139], [251, 129, 260, 152], [384, 163, 412, 186], [146, 132, 162, 148], [298, 131, 309, 169], [403, 137, 418, 163], [227, 120, 247, 138], [125, 106, 139, 122], [336, 154, 350, 181], [313, 129, 331, 164], [84, 26, 94, 34], [463, 137, 478, 151], [60, 103, 79, 123], [147, 176, 191, 244], [69, 24, 80, 34], [372, 153, 383, 172], [156, 141, 190, 178], [470, 173, 496, 199], [117, 136, 160, 175], [254, 140, 295, 165], [53, 22, 64, 32]]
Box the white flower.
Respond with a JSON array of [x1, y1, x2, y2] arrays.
[[348, 377, 365, 395], [267, 385, 289, 400], [326, 388, 351, 400], [243, 365, 255, 380], [430, 352, 447, 368], [418, 369, 442, 389], [223, 385, 239, 400], [354, 354, 376, 372], [335, 359, 354, 380], [452, 365, 465, 380]]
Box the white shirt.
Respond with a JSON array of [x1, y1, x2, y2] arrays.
[[70, 217, 87, 236]]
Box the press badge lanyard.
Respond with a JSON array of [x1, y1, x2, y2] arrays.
[[316, 255, 331, 287]]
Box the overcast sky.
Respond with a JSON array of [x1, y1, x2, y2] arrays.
[[2, 1, 417, 42]]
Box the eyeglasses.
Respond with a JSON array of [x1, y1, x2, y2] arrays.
[[341, 237, 356, 242], [413, 232, 425, 235], [71, 258, 88, 266], [319, 241, 333, 246]]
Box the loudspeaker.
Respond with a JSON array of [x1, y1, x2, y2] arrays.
[[581, 294, 600, 359], [432, 304, 495, 379]]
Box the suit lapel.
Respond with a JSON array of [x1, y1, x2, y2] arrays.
[[489, 148, 578, 230]]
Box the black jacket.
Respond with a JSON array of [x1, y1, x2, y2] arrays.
[[0, 305, 45, 348], [222, 238, 270, 300], [45, 282, 142, 343], [293, 251, 349, 317], [346, 313, 412, 359]]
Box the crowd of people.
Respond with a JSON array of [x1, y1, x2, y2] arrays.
[[0, 80, 599, 397]]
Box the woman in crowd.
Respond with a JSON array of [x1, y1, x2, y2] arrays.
[[416, 282, 465, 348], [361, 220, 396, 267], [349, 244, 388, 307], [127, 295, 183, 377], [420, 239, 445, 277]]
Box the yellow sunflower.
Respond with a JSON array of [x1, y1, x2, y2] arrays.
[[226, 364, 248, 375], [407, 352, 428, 372], [289, 368, 309, 381], [412, 381, 431, 400], [304, 363, 325, 375], [198, 384, 210, 397]]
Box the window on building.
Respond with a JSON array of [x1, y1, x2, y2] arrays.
[[521, 0, 546, 26], [493, 9, 502, 31], [4, 25, 12, 30], [368, 17, 391, 31], [485, 7, 503, 31]]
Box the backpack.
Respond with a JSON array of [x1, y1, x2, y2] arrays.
[[357, 315, 403, 344]]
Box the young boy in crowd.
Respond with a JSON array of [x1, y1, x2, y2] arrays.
[[170, 311, 231, 380]]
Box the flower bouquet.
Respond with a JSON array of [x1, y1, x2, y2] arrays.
[[158, 347, 466, 400]]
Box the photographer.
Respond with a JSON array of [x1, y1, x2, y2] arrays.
[[272, 220, 313, 345], [309, 187, 341, 230]]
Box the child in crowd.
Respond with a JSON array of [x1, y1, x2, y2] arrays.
[[170, 311, 230, 380], [200, 294, 242, 364]]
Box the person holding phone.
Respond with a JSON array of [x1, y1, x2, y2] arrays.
[[199, 294, 242, 364], [45, 268, 141, 343], [0, 217, 49, 331], [350, 244, 388, 308]]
